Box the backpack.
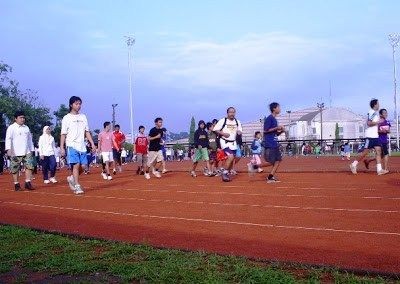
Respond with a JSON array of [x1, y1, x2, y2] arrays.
[[218, 118, 239, 143]]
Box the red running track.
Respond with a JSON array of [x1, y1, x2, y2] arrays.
[[0, 157, 399, 274]]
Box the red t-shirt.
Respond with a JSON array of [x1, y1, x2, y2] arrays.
[[135, 134, 149, 154], [113, 131, 126, 150]]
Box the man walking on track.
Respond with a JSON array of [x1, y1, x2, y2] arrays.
[[112, 124, 125, 174], [144, 117, 165, 180], [213, 107, 243, 182]]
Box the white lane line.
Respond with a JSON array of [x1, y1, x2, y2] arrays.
[[1, 201, 399, 237], [10, 191, 400, 214]]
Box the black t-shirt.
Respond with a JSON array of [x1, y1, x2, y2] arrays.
[[149, 127, 164, 151]]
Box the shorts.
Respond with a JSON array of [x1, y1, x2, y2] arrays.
[[10, 153, 35, 174], [382, 143, 389, 156], [147, 150, 164, 166], [137, 153, 148, 166], [251, 154, 262, 165], [193, 148, 209, 162], [101, 151, 114, 162], [223, 147, 236, 156], [236, 147, 243, 158], [209, 150, 217, 162], [264, 147, 282, 164], [364, 138, 381, 149], [113, 148, 122, 161], [67, 147, 88, 165]]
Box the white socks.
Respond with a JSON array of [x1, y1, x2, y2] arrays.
[[377, 163, 382, 172], [352, 161, 359, 167]]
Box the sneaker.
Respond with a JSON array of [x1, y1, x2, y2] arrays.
[[74, 184, 84, 194], [350, 163, 357, 175], [140, 171, 145, 175], [191, 171, 197, 178], [49, 177, 58, 184], [152, 170, 161, 178], [44, 180, 50, 184], [101, 173, 108, 180], [215, 170, 222, 177], [118, 166, 122, 173], [222, 171, 231, 182], [257, 168, 264, 173], [67, 176, 76, 191], [383, 169, 390, 174], [247, 163, 256, 175], [377, 170, 387, 176], [107, 175, 113, 180], [267, 176, 281, 183], [364, 160, 370, 169], [113, 169, 117, 175], [24, 181, 34, 190], [162, 169, 168, 174], [144, 173, 151, 180], [14, 183, 21, 191], [230, 169, 238, 176]]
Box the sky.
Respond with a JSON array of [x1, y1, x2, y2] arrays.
[[1, 0, 399, 134]]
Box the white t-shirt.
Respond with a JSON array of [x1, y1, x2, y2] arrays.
[[365, 109, 379, 138], [214, 117, 243, 150], [121, 149, 127, 158], [61, 113, 90, 153]]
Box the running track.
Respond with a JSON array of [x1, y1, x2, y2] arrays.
[[0, 157, 399, 274]]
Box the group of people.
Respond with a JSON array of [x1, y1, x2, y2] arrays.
[[3, 96, 392, 195]]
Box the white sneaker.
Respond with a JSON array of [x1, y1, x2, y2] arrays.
[[152, 170, 161, 178], [44, 180, 50, 184], [74, 184, 84, 194], [49, 177, 58, 184], [144, 173, 151, 180], [162, 169, 168, 174], [191, 171, 197, 178], [107, 175, 113, 180], [101, 173, 108, 180], [67, 176, 75, 191], [384, 169, 390, 174], [350, 164, 357, 175], [377, 170, 387, 176]]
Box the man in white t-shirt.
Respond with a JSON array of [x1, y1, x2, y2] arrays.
[[350, 99, 385, 175], [213, 107, 243, 182], [60, 96, 96, 194]]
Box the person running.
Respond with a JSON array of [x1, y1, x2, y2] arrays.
[[364, 108, 391, 173], [144, 118, 164, 180], [5, 110, 35, 191], [159, 128, 168, 174], [112, 124, 125, 174], [350, 99, 385, 175], [207, 122, 219, 176], [247, 131, 263, 174], [60, 96, 96, 194], [213, 107, 243, 182], [38, 126, 58, 184], [248, 102, 284, 183], [191, 120, 211, 177], [98, 121, 115, 181], [135, 125, 149, 175]]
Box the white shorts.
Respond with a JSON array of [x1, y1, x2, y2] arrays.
[[147, 150, 164, 167], [101, 151, 114, 162], [220, 139, 238, 151], [56, 157, 60, 163]]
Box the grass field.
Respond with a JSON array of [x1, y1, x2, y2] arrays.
[[0, 225, 397, 283]]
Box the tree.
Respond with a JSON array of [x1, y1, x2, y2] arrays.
[[335, 123, 340, 140], [172, 143, 185, 151], [189, 116, 196, 146], [0, 62, 52, 144], [52, 104, 69, 144]]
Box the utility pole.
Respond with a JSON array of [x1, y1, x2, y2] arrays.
[[317, 102, 325, 142], [111, 104, 118, 128], [125, 35, 135, 143], [388, 33, 400, 151], [286, 110, 292, 139]]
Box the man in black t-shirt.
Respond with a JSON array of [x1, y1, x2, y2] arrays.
[[144, 117, 165, 180]]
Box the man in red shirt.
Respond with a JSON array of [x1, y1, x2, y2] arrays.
[[135, 125, 149, 175], [112, 124, 126, 174]]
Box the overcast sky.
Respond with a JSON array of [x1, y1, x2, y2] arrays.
[[1, 0, 399, 133]]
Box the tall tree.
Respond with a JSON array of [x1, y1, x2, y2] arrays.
[[52, 104, 69, 144], [189, 116, 196, 146]]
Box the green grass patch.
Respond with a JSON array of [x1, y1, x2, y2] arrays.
[[0, 225, 398, 283]]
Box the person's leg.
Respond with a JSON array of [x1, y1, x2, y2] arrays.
[[72, 163, 81, 185], [374, 146, 383, 173], [42, 156, 49, 181], [49, 156, 57, 179], [270, 161, 280, 176]]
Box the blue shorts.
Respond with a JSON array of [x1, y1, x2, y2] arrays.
[[67, 147, 88, 165], [223, 148, 236, 156], [364, 138, 381, 149]]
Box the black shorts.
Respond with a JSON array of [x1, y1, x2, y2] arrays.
[[382, 143, 389, 156], [113, 149, 122, 162], [264, 148, 282, 164], [364, 138, 381, 149]]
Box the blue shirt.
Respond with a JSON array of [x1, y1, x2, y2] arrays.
[[264, 115, 279, 148], [252, 139, 262, 155]]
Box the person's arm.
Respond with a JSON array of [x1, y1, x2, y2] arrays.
[[194, 130, 200, 148], [98, 133, 102, 152], [27, 129, 34, 153], [148, 129, 161, 141], [5, 126, 12, 157], [38, 136, 44, 159], [60, 134, 66, 157], [237, 121, 243, 135], [85, 131, 96, 152], [366, 112, 379, 127], [213, 119, 230, 138]]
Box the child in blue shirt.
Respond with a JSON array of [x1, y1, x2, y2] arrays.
[[247, 131, 263, 173]]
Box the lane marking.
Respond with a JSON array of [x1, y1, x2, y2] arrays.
[[1, 201, 399, 237]]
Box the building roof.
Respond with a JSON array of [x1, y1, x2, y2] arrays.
[[297, 107, 365, 123], [298, 111, 320, 122]]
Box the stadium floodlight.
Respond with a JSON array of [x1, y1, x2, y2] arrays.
[[125, 35, 135, 144], [317, 103, 325, 142], [286, 110, 292, 139], [112, 104, 118, 128], [389, 33, 400, 151]]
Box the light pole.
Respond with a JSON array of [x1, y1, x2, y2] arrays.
[[125, 35, 135, 144], [111, 104, 118, 128], [389, 33, 400, 151], [286, 110, 292, 140], [317, 102, 325, 142]]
